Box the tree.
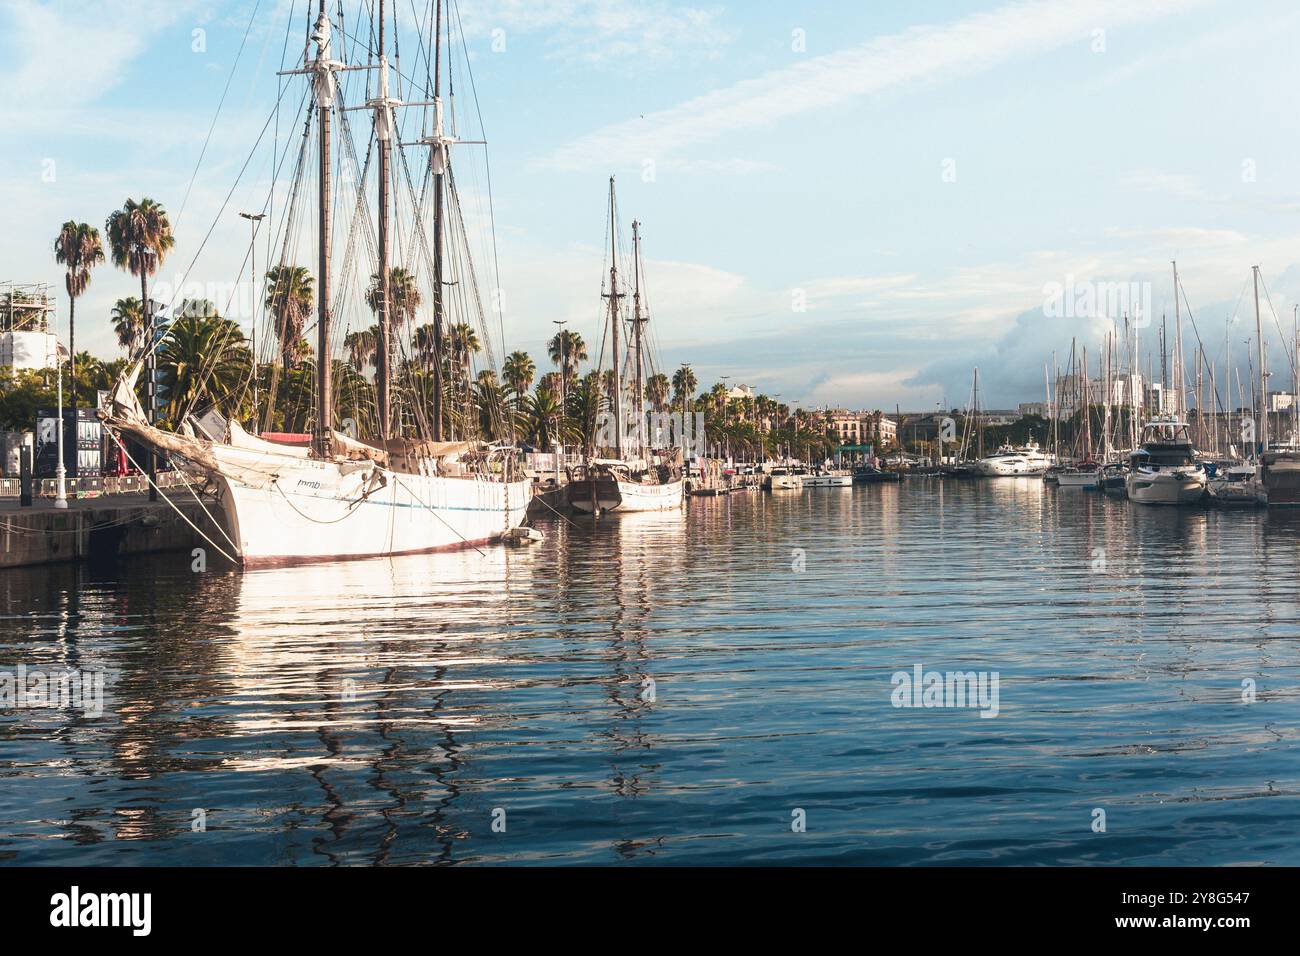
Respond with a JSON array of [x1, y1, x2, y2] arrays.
[[157, 301, 252, 423], [344, 326, 378, 372], [111, 297, 145, 356], [53, 221, 105, 420], [365, 266, 422, 326], [646, 372, 670, 413], [672, 365, 697, 415], [264, 265, 314, 367], [502, 350, 536, 403], [547, 329, 587, 385], [105, 197, 174, 365]]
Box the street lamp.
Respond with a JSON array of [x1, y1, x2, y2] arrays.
[[54, 356, 67, 509]]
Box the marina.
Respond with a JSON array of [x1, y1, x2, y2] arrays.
[[2, 0, 1299, 919]]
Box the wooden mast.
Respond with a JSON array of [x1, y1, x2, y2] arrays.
[[604, 177, 624, 458], [313, 0, 335, 457], [374, 0, 393, 440], [429, 0, 446, 441]]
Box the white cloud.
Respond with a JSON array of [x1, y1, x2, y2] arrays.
[[0, 1, 196, 115], [541, 0, 1208, 171], [457, 0, 731, 68]]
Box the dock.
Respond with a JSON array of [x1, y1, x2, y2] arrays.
[[0, 492, 229, 569]]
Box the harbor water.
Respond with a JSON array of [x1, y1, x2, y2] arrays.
[[2, 479, 1298, 865]]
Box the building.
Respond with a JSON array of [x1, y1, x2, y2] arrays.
[[826, 408, 896, 447], [980, 409, 1019, 426], [1, 282, 59, 372]]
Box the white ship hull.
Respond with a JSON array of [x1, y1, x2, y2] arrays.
[[209, 445, 531, 566], [1055, 470, 1099, 489], [765, 474, 803, 491], [569, 476, 684, 513], [1126, 469, 1206, 505], [803, 474, 852, 488]]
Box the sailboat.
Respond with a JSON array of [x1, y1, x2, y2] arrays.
[[568, 181, 685, 514], [103, 1, 532, 565]]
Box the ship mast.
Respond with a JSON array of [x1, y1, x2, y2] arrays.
[[311, 2, 338, 457], [373, 0, 395, 440], [603, 178, 624, 458], [1253, 264, 1267, 454], [428, 0, 446, 441], [631, 219, 646, 455], [1172, 260, 1184, 418]]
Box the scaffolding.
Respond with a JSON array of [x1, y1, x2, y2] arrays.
[[0, 282, 55, 333]]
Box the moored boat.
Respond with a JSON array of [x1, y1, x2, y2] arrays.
[[1125, 419, 1207, 505]]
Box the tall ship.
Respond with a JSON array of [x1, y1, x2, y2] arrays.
[[1125, 418, 1207, 505], [568, 181, 685, 514], [104, 1, 531, 565]]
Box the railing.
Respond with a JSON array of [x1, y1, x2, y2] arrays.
[[0, 472, 191, 498]]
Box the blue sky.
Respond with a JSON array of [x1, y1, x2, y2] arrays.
[[5, 0, 1300, 410]]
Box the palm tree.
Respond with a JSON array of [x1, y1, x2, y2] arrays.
[[158, 301, 252, 423], [502, 350, 536, 404], [645, 372, 670, 414], [447, 322, 480, 385], [547, 329, 587, 385], [522, 389, 562, 449], [53, 221, 105, 419], [672, 365, 697, 413], [263, 265, 314, 367], [412, 323, 439, 367], [105, 197, 174, 368], [111, 297, 145, 356], [709, 382, 729, 419], [365, 267, 422, 326], [344, 326, 378, 372], [537, 371, 563, 398]]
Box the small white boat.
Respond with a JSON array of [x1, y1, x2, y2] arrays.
[[764, 467, 803, 491], [1055, 464, 1100, 489], [802, 470, 852, 488]]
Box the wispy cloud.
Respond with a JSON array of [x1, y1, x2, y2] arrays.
[[541, 0, 1208, 171], [457, 0, 731, 68], [0, 0, 196, 115]]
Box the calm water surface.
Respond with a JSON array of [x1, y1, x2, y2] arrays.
[[2, 480, 1299, 865]]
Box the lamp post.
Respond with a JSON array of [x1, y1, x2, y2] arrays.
[[54, 354, 68, 509], [552, 320, 567, 483], [239, 212, 266, 433]]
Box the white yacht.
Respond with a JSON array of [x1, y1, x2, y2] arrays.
[[1126, 419, 1207, 505], [802, 467, 852, 488], [975, 441, 1053, 476], [764, 467, 803, 491]]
